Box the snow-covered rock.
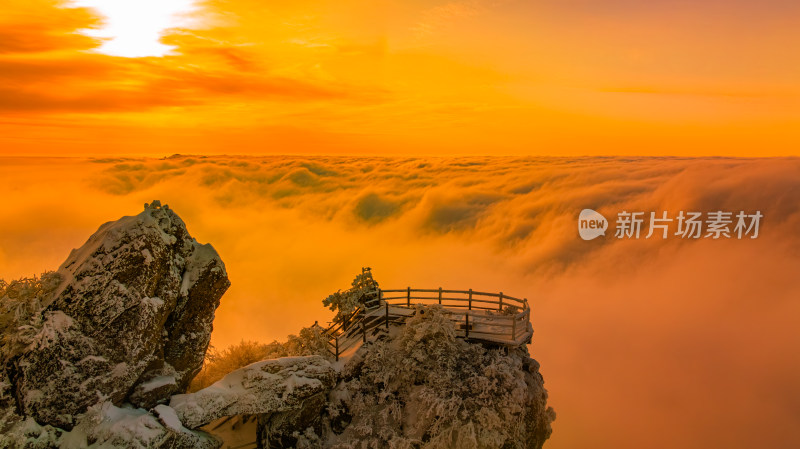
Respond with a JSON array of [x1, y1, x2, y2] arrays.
[[6, 201, 230, 429], [0, 390, 223, 449], [170, 355, 337, 429], [59, 402, 220, 449], [255, 305, 555, 449]]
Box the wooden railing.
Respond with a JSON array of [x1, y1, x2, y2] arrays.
[[321, 288, 532, 361], [378, 288, 527, 311]]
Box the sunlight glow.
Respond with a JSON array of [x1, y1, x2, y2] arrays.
[[73, 0, 197, 57]]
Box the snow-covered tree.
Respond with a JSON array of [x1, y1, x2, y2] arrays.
[[0, 272, 61, 365], [322, 268, 380, 323]]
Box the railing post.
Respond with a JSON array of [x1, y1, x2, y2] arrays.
[[465, 313, 470, 338], [438, 287, 442, 305], [362, 310, 367, 343], [499, 292, 503, 311], [407, 286, 411, 307], [385, 302, 389, 330], [335, 337, 339, 362], [378, 288, 383, 304], [468, 289, 473, 310], [512, 317, 516, 341]]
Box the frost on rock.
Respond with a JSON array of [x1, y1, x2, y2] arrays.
[[170, 355, 337, 429], [0, 401, 221, 449], [58, 402, 221, 449], [256, 305, 556, 449], [0, 416, 63, 449], [0, 204, 555, 449], [3, 201, 230, 429]]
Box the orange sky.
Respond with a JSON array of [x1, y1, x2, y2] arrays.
[[1, 0, 799, 156], [2, 2, 800, 446]]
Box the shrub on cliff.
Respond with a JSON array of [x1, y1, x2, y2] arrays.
[[190, 325, 331, 391], [0, 272, 61, 365], [322, 268, 379, 324]]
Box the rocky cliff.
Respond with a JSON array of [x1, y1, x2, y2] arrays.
[[0, 201, 229, 446], [255, 306, 555, 449], [0, 203, 553, 449]]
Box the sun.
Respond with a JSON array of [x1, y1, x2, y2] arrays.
[[73, 0, 198, 58]]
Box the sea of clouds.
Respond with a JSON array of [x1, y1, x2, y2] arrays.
[[2, 155, 799, 449]]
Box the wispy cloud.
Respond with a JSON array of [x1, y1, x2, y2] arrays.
[[412, 1, 485, 39], [0, 0, 386, 115], [0, 0, 102, 54]]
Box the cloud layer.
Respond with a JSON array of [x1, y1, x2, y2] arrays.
[[2, 155, 799, 449]]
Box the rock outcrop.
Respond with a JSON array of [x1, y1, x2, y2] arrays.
[[4, 201, 230, 429], [58, 403, 221, 449], [0, 205, 554, 449], [256, 391, 328, 449], [170, 355, 337, 429], [254, 305, 555, 449]]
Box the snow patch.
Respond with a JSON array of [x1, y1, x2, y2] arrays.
[[140, 296, 164, 309], [137, 375, 177, 394], [154, 404, 185, 432], [180, 243, 225, 296], [169, 355, 335, 429], [141, 249, 153, 264], [27, 311, 74, 350]]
